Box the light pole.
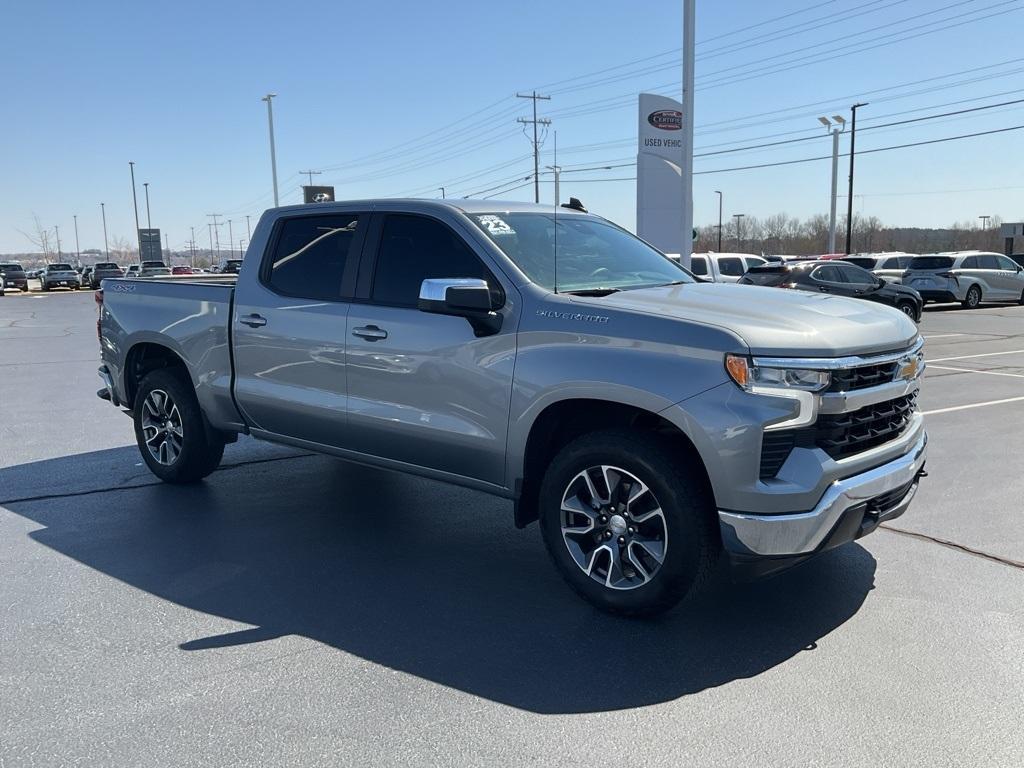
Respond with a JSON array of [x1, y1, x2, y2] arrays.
[[129, 161, 142, 260], [714, 190, 723, 252], [228, 219, 234, 258], [208, 223, 215, 265], [164, 233, 169, 259], [55, 225, 62, 259], [733, 213, 745, 252], [546, 165, 562, 206], [191, 226, 196, 268], [240, 239, 246, 255], [680, 0, 696, 270], [845, 102, 868, 255], [438, 187, 446, 199], [143, 182, 152, 229], [979, 215, 991, 229], [245, 215, 252, 241], [818, 115, 846, 253], [73, 214, 81, 263], [262, 93, 280, 207], [100, 203, 110, 260]]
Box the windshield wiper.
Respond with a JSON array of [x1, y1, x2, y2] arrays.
[[561, 287, 623, 296]]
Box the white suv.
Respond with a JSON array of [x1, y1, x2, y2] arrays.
[[905, 251, 1024, 308], [843, 252, 916, 284], [688, 252, 767, 283]]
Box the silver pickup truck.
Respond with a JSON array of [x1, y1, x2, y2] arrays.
[[96, 199, 927, 615]]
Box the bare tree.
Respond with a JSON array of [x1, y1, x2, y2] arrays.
[[16, 213, 54, 262]]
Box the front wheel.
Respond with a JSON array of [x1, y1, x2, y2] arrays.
[[897, 301, 918, 321], [962, 284, 982, 309], [539, 430, 718, 616], [133, 368, 224, 483]]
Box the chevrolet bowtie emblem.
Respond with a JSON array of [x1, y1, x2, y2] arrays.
[[897, 356, 920, 380]]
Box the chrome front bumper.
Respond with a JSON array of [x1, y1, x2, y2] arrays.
[[719, 432, 927, 558]]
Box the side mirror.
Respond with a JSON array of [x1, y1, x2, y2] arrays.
[[876, 277, 886, 286], [418, 278, 503, 336]]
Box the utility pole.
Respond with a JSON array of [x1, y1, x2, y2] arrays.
[[55, 225, 62, 259], [245, 215, 252, 241], [714, 190, 723, 252], [73, 214, 81, 263], [164, 233, 169, 259], [207, 214, 222, 260], [129, 161, 142, 260], [299, 169, 321, 187], [516, 91, 551, 203], [191, 226, 196, 267], [262, 93, 280, 207], [733, 213, 745, 251], [680, 0, 696, 270], [845, 102, 867, 255], [101, 203, 110, 260], [240, 239, 245, 256], [228, 219, 234, 258], [819, 115, 846, 253], [143, 182, 152, 229], [207, 222, 215, 265]]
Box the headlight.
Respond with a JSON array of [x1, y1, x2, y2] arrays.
[[725, 354, 830, 393]]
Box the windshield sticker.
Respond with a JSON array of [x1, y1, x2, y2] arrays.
[[478, 215, 515, 236]]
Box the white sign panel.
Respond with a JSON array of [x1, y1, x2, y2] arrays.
[[636, 93, 684, 254], [999, 222, 1023, 238]]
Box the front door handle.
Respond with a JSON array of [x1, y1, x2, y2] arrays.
[[240, 313, 267, 328], [352, 325, 388, 341]]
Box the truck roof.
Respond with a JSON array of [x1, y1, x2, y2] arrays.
[[266, 198, 592, 217]]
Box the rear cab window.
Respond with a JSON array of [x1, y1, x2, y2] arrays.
[[740, 268, 788, 286], [689, 256, 708, 276], [717, 257, 744, 276]]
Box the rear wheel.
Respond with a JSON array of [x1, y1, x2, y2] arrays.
[[539, 429, 718, 616], [962, 284, 982, 309], [133, 368, 224, 483]]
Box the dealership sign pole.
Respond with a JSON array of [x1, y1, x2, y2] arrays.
[[680, 0, 695, 270]]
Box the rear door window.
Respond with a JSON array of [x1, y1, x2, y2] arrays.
[[717, 257, 745, 276], [838, 264, 876, 285], [266, 213, 363, 301], [812, 265, 844, 283]]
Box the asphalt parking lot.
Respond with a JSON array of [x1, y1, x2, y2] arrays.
[[2, 289, 1022, 767]]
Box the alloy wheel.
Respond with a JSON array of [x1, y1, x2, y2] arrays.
[[560, 465, 668, 590], [140, 389, 184, 466]]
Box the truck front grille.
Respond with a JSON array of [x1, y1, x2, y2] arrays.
[[759, 393, 917, 479], [827, 361, 900, 392]]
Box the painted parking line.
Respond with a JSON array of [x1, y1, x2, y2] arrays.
[[922, 396, 1024, 416], [928, 349, 1024, 363], [922, 333, 966, 339], [928, 364, 1024, 379]]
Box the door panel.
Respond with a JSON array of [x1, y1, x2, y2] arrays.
[[345, 305, 516, 485], [345, 211, 517, 487], [232, 211, 364, 448]]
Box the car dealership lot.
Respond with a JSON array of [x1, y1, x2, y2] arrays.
[[1, 292, 1022, 767]]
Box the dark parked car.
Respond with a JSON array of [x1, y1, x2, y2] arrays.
[[740, 259, 923, 321], [0, 262, 28, 291], [90, 262, 125, 288], [40, 263, 81, 291], [217, 259, 244, 274]]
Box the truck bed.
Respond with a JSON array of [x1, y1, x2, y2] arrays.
[[99, 276, 243, 432]]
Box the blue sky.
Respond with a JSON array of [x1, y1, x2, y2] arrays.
[[2, 0, 1023, 254]]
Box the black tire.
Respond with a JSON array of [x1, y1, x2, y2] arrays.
[[962, 284, 982, 309], [539, 429, 718, 617], [896, 300, 918, 321], [133, 367, 224, 484], [1018, 288, 1024, 305]]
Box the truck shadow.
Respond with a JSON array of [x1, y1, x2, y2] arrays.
[[2, 446, 876, 714]]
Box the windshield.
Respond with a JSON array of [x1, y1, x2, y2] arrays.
[[96, 262, 119, 269], [911, 256, 954, 270], [49, 264, 73, 271], [0, 263, 24, 271], [471, 212, 693, 292]]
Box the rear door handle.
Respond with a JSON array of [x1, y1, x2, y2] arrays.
[[240, 313, 267, 328], [352, 325, 388, 341]]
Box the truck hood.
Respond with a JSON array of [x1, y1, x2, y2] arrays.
[[572, 282, 919, 357]]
